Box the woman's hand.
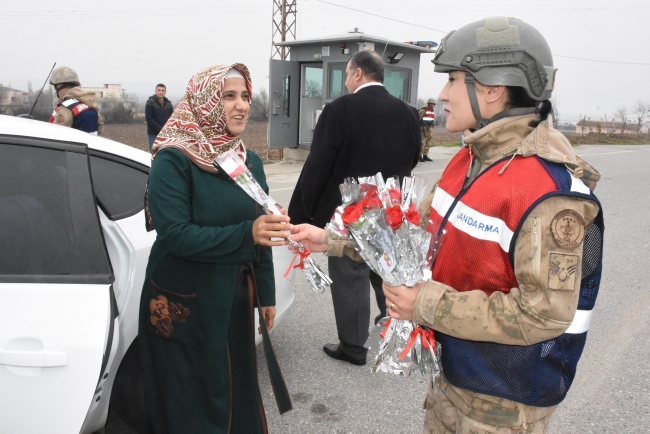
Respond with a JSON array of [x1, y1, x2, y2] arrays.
[[252, 209, 291, 246], [288, 224, 328, 252], [258, 306, 276, 334], [383, 280, 427, 321]]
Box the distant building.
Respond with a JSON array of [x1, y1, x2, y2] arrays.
[[80, 84, 123, 99], [575, 118, 648, 134], [0, 86, 30, 115]]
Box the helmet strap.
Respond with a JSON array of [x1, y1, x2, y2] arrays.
[[464, 73, 491, 130], [465, 73, 539, 129]]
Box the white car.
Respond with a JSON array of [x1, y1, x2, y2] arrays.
[[0, 115, 296, 434]]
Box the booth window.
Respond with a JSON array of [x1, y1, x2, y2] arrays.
[[328, 63, 411, 102], [384, 66, 411, 103], [327, 63, 349, 100], [303, 66, 323, 98]]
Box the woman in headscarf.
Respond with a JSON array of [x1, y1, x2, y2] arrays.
[[139, 64, 291, 433]]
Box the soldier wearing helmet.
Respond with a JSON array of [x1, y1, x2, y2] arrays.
[[379, 17, 605, 433], [418, 98, 437, 162], [49, 66, 104, 135]]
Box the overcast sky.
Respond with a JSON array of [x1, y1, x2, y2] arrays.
[[2, 0, 649, 123]]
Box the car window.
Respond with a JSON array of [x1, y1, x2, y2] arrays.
[[89, 153, 149, 220], [0, 142, 113, 283]]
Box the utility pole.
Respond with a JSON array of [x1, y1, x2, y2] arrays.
[[271, 0, 297, 60]]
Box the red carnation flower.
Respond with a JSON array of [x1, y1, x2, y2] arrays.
[[388, 188, 402, 204], [362, 191, 383, 210], [385, 205, 404, 230], [405, 203, 420, 225], [342, 203, 364, 225]]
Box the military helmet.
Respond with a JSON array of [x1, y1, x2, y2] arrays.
[[427, 98, 436, 105], [433, 17, 555, 102], [50, 66, 81, 87]]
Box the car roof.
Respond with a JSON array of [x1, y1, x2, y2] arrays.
[[0, 114, 151, 167]]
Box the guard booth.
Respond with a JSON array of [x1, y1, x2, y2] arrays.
[[268, 30, 436, 150]]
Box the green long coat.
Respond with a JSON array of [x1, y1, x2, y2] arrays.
[[139, 148, 274, 434]]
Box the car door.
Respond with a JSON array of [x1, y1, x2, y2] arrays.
[[0, 137, 115, 434]]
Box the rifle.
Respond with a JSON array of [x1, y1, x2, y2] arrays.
[[17, 62, 56, 119]]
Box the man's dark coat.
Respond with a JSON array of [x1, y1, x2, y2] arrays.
[[288, 85, 421, 227], [145, 95, 174, 135]]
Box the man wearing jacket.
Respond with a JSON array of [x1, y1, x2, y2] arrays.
[[145, 84, 173, 151], [288, 50, 421, 365]]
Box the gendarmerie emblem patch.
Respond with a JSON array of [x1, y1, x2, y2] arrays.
[[548, 252, 579, 291], [551, 209, 585, 249]]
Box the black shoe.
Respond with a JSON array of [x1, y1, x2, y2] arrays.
[[323, 343, 366, 366], [423, 155, 433, 162], [419, 156, 426, 162]]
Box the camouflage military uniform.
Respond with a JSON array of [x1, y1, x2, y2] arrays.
[[419, 107, 436, 159], [52, 86, 105, 134], [412, 114, 600, 433], [327, 114, 602, 434]]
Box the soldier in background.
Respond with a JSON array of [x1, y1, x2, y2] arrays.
[[418, 98, 436, 162], [49, 66, 104, 135]]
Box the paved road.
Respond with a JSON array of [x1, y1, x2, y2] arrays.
[[106, 144, 650, 433]]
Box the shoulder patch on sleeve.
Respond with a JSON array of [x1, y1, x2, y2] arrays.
[[548, 252, 579, 291], [551, 209, 585, 249]]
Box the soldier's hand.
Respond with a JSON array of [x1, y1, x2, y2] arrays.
[[383, 280, 427, 321], [287, 224, 327, 252]]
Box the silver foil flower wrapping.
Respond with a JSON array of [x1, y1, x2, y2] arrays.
[[214, 149, 332, 294], [330, 173, 442, 377]]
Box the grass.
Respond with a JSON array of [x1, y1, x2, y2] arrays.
[[565, 133, 650, 146]]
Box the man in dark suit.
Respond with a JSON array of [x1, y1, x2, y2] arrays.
[[288, 50, 421, 365]]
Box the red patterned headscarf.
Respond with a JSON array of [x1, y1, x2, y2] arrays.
[[151, 63, 253, 173]]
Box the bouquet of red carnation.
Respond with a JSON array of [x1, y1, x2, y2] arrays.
[[327, 173, 441, 377], [214, 149, 332, 294]]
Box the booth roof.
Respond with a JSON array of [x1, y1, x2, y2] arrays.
[[274, 32, 437, 53]]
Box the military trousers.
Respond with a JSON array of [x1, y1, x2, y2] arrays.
[[423, 374, 557, 434], [421, 126, 435, 157]]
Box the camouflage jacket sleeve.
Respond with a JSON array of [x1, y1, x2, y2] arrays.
[[53, 106, 74, 127], [326, 230, 364, 262], [413, 195, 600, 345]]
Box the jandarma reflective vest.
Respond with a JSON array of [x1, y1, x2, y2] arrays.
[[49, 98, 99, 134], [421, 108, 435, 126], [427, 148, 603, 407]]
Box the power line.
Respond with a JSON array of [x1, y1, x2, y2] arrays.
[[553, 55, 650, 66], [313, 0, 448, 34], [313, 0, 650, 66]]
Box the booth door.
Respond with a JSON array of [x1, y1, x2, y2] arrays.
[[268, 59, 300, 149], [299, 63, 323, 148]]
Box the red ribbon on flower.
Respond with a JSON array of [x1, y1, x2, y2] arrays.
[[385, 205, 404, 230], [405, 203, 420, 225], [399, 326, 437, 359], [283, 249, 311, 278], [380, 317, 392, 339], [341, 203, 364, 225]]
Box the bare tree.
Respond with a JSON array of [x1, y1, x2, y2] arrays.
[[634, 101, 650, 132], [304, 80, 322, 98], [614, 106, 628, 133], [434, 101, 446, 128], [0, 82, 6, 108], [250, 87, 269, 122]]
